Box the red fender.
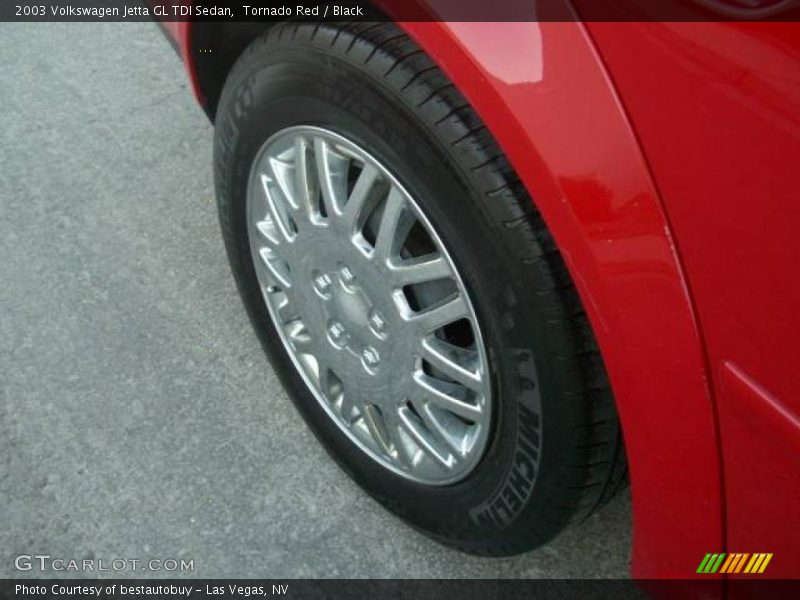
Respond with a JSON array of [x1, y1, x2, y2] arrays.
[[390, 19, 724, 578]]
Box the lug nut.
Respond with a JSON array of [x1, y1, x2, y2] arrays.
[[369, 310, 386, 334], [362, 346, 380, 369], [340, 266, 356, 286], [328, 321, 346, 344], [313, 273, 332, 295]]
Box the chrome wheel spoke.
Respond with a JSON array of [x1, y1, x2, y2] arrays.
[[361, 404, 393, 454], [414, 371, 483, 422], [254, 217, 282, 248], [342, 163, 379, 231], [314, 137, 348, 219], [373, 188, 410, 262], [247, 126, 491, 485], [292, 136, 312, 210], [285, 320, 313, 354], [275, 293, 299, 322], [420, 337, 483, 391], [388, 254, 450, 286], [408, 295, 469, 333], [398, 405, 456, 469], [321, 367, 359, 424], [338, 393, 359, 425], [256, 246, 291, 288], [259, 173, 296, 243], [415, 399, 468, 456], [267, 157, 299, 212]]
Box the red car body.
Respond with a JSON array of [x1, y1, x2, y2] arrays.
[[162, 8, 800, 579]]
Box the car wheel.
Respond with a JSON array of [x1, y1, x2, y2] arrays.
[[213, 21, 627, 555]]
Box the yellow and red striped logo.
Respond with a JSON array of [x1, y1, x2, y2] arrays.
[[697, 553, 773, 574]]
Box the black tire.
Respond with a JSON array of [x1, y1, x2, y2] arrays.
[[213, 21, 627, 555]]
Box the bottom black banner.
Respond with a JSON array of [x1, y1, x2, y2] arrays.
[[2, 579, 799, 600]]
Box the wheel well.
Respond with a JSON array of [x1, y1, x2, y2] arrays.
[[190, 22, 275, 121], [190, 6, 388, 121]]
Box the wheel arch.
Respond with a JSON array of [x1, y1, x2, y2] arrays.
[[173, 12, 724, 578]]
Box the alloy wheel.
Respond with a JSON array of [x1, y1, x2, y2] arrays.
[[246, 126, 492, 485]]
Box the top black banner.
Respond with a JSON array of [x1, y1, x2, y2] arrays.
[[3, 0, 800, 22]]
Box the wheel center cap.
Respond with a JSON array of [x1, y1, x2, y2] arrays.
[[320, 264, 387, 374], [334, 282, 370, 331]]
